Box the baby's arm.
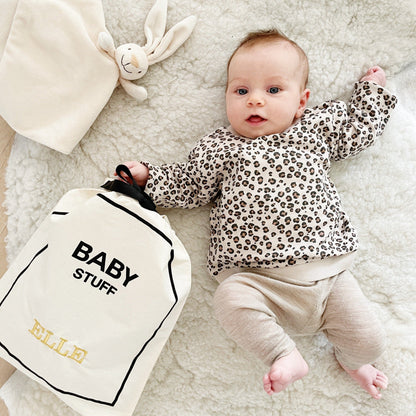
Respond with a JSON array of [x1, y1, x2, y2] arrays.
[[115, 133, 227, 209], [360, 66, 386, 86], [321, 66, 396, 160]]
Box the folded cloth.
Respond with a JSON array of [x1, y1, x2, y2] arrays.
[[0, 0, 119, 154]]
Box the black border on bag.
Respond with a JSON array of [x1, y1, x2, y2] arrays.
[[0, 193, 181, 407]]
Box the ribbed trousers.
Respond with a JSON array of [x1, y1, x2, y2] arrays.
[[213, 268, 386, 369]]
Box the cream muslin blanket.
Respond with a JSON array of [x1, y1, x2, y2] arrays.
[[0, 0, 118, 154]]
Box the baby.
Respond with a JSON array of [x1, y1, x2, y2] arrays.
[[120, 30, 397, 399]]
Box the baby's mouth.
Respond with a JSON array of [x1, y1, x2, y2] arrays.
[[247, 115, 266, 124]]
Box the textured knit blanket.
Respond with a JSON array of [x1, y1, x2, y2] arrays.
[[1, 0, 416, 415]]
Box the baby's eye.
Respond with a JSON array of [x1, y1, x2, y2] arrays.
[[268, 87, 280, 94], [237, 88, 248, 95]]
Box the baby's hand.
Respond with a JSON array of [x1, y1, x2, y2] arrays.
[[114, 161, 149, 187], [360, 66, 386, 87]]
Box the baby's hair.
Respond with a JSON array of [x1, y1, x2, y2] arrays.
[[227, 29, 309, 88]]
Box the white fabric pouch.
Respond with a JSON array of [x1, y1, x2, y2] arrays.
[[0, 165, 191, 416]]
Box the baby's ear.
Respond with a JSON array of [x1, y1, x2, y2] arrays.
[[296, 89, 310, 118]]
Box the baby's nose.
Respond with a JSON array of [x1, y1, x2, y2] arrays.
[[247, 92, 265, 106]]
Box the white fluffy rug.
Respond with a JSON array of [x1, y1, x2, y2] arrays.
[[2, 0, 416, 415]]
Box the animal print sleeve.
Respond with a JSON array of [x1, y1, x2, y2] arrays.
[[323, 81, 397, 161], [143, 131, 227, 209]]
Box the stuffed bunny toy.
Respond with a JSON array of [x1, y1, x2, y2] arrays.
[[98, 0, 196, 102]]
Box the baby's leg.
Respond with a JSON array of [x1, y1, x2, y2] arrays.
[[322, 271, 387, 399], [213, 273, 308, 394]]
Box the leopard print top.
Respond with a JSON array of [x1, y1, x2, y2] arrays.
[[144, 82, 397, 277]]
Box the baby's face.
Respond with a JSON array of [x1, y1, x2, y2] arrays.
[[226, 41, 310, 139]]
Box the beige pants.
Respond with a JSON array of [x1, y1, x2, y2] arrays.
[[213, 263, 386, 369]]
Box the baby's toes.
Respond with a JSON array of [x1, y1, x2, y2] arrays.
[[375, 373, 388, 390], [263, 373, 273, 395]]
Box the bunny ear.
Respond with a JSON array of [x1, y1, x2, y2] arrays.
[[147, 15, 196, 65], [143, 0, 168, 55]]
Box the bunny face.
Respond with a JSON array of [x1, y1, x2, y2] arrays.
[[98, 0, 196, 101], [115, 44, 149, 81]]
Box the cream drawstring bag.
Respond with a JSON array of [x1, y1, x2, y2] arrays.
[[0, 165, 192, 416]]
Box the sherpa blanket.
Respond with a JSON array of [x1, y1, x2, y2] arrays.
[[1, 0, 416, 415]]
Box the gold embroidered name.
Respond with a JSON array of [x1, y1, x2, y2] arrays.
[[28, 318, 88, 364]]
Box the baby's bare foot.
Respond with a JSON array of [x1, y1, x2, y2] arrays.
[[342, 363, 388, 399], [263, 348, 308, 395]]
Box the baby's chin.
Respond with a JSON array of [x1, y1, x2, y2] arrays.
[[231, 118, 297, 139], [234, 126, 289, 139]]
